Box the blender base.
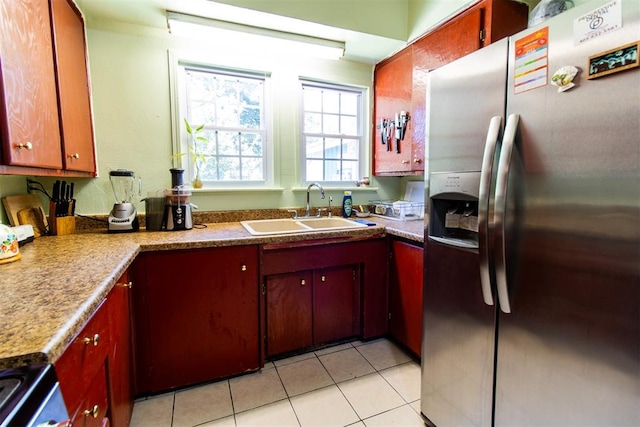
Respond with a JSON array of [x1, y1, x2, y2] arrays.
[[108, 203, 139, 233]]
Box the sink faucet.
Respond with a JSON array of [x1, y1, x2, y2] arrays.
[[306, 182, 325, 217]]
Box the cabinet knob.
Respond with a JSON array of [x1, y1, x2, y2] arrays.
[[301, 279, 306, 286], [321, 275, 326, 282], [413, 158, 422, 163], [241, 264, 247, 272], [16, 142, 33, 150], [83, 333, 99, 346], [402, 160, 409, 164], [124, 281, 133, 289], [68, 153, 80, 159], [84, 404, 99, 418]]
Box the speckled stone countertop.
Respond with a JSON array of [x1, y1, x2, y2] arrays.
[[0, 215, 423, 370]]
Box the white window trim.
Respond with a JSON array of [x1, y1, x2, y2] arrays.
[[167, 50, 275, 189], [299, 79, 367, 187]]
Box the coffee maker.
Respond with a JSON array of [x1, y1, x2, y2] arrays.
[[108, 169, 140, 233], [164, 168, 194, 231]]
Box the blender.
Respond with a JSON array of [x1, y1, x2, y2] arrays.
[[108, 169, 140, 232]]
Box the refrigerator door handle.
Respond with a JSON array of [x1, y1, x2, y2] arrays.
[[478, 115, 502, 306], [494, 113, 519, 314]]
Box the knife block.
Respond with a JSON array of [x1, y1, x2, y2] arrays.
[[49, 216, 76, 236], [49, 202, 76, 236]]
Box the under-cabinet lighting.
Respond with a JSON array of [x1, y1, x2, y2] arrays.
[[166, 11, 345, 60]]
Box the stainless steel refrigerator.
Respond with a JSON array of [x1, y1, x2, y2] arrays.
[[421, 0, 639, 426]]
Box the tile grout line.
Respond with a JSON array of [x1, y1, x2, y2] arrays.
[[134, 339, 418, 427]]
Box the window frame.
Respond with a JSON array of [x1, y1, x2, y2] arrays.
[[299, 79, 366, 187], [169, 51, 274, 189]]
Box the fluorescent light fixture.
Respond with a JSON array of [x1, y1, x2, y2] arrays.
[[166, 11, 345, 60]]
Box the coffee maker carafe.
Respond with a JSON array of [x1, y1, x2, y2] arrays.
[[164, 168, 194, 231], [108, 169, 140, 232]]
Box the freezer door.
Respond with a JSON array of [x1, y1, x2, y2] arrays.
[[422, 39, 509, 427], [496, 0, 640, 425], [426, 39, 509, 175]]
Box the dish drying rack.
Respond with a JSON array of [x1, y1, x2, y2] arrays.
[[369, 200, 425, 221]]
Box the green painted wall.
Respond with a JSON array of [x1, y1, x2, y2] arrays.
[[0, 18, 402, 222]]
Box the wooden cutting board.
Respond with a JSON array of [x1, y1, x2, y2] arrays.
[[2, 194, 48, 237]]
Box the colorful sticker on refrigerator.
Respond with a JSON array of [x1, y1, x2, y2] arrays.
[[574, 0, 622, 45], [514, 27, 549, 94]]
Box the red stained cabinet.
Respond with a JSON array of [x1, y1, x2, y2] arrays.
[[132, 246, 260, 394], [50, 0, 97, 173], [56, 271, 134, 427], [106, 273, 134, 427], [0, 0, 62, 170], [0, 0, 96, 176], [313, 266, 360, 345], [261, 237, 386, 359], [388, 239, 424, 357], [266, 272, 313, 356], [265, 265, 360, 357], [373, 0, 528, 176]]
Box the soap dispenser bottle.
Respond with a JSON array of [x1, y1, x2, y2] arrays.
[[342, 191, 353, 218]]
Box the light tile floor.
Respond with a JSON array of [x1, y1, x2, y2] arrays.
[[130, 338, 424, 427]]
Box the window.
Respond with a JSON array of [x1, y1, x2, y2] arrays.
[[178, 64, 271, 186], [301, 82, 364, 184]]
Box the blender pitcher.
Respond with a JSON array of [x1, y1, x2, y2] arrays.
[[108, 169, 141, 232]]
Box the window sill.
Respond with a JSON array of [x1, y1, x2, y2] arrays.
[[191, 187, 286, 193], [292, 186, 379, 193]]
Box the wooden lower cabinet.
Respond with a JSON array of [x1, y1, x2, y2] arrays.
[[132, 245, 260, 394], [266, 271, 313, 356], [313, 266, 360, 345], [106, 272, 134, 427], [56, 271, 133, 427], [265, 265, 360, 357], [261, 237, 386, 358], [388, 239, 424, 357], [56, 298, 110, 426], [71, 365, 108, 427]]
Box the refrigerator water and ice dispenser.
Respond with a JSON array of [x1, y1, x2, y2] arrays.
[[428, 171, 480, 249]]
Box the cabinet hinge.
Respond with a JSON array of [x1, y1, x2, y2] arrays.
[[479, 28, 486, 43], [262, 282, 266, 295], [388, 312, 392, 320], [352, 269, 356, 281]]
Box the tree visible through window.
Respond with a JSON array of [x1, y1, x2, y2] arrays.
[[184, 67, 267, 183], [302, 82, 363, 183]]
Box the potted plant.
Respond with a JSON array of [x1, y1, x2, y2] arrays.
[[182, 119, 207, 188]]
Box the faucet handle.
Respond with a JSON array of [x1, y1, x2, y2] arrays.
[[287, 209, 298, 219], [316, 208, 327, 218]]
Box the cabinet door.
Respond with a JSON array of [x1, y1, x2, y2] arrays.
[[0, 0, 62, 168], [388, 240, 423, 357], [70, 365, 109, 427], [56, 299, 110, 415], [313, 266, 360, 345], [266, 271, 313, 357], [373, 48, 413, 176], [107, 272, 133, 427], [133, 246, 259, 393], [50, 0, 96, 173]]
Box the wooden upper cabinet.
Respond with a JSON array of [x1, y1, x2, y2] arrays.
[[0, 0, 96, 176], [373, 0, 528, 176], [373, 48, 414, 176], [51, 0, 96, 173], [0, 0, 63, 169]]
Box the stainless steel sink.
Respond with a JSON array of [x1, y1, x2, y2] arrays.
[[240, 217, 368, 236]]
